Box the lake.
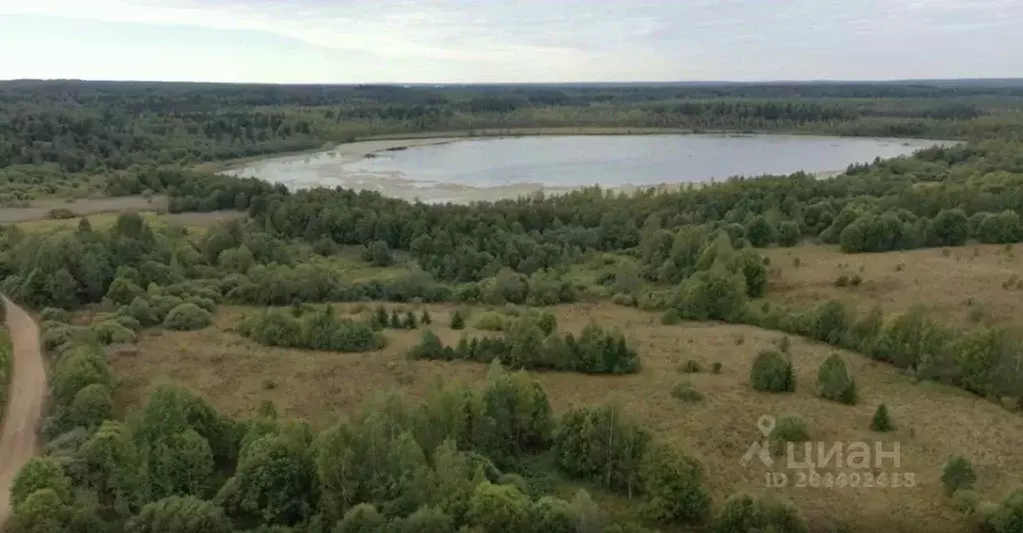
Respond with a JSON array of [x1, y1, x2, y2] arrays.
[[225, 134, 945, 203]]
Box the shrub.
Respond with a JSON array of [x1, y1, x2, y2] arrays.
[[750, 351, 795, 393], [660, 309, 681, 325], [834, 275, 850, 287], [536, 312, 557, 336], [122, 296, 158, 326], [89, 320, 137, 345], [777, 221, 801, 247], [680, 359, 702, 374], [952, 489, 980, 516], [942, 456, 977, 495], [817, 353, 857, 405], [640, 445, 711, 524], [403, 311, 418, 329], [711, 362, 723, 374], [870, 403, 894, 432], [714, 492, 808, 533], [475, 312, 507, 331], [420, 309, 432, 325], [9, 457, 70, 508], [671, 382, 703, 403], [40, 307, 69, 323], [114, 314, 142, 331], [163, 303, 212, 331], [67, 383, 113, 429], [450, 310, 466, 330], [771, 415, 810, 448]]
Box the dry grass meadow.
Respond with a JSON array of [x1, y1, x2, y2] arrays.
[[110, 300, 1023, 532], [761, 242, 1023, 328]]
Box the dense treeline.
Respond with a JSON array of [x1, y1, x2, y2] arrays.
[[3, 79, 1023, 203], [409, 319, 641, 375]]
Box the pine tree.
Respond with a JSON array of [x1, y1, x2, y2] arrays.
[[421, 309, 432, 325], [451, 310, 466, 330], [390, 310, 402, 329], [871, 403, 894, 432], [373, 306, 388, 330], [404, 311, 418, 329]]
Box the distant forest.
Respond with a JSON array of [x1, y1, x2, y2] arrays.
[[1, 78, 1022, 202]]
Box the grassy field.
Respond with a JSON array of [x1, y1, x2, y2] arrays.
[[109, 300, 1023, 532], [9, 209, 241, 235], [760, 242, 1023, 328]]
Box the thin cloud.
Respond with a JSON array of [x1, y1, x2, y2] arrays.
[[0, 0, 1019, 82]]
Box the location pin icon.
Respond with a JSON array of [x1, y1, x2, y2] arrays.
[[757, 415, 776, 437]]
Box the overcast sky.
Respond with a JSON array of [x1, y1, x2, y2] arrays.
[[0, 0, 1018, 83]]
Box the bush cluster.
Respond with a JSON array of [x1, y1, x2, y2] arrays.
[[409, 321, 640, 375], [238, 305, 384, 352]]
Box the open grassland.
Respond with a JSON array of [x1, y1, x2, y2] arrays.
[[761, 242, 1023, 328], [10, 209, 241, 235], [112, 301, 1023, 533]]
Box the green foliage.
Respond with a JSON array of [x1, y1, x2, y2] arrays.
[[51, 344, 111, 408], [553, 404, 650, 495], [239, 306, 383, 353], [671, 381, 703, 403], [410, 322, 640, 374], [10, 457, 71, 509], [474, 312, 507, 331], [714, 492, 808, 533], [467, 482, 532, 533], [871, 403, 894, 432], [67, 383, 113, 430], [771, 415, 810, 446], [750, 350, 795, 393], [777, 221, 802, 247], [675, 264, 749, 322], [336, 503, 386, 533], [163, 302, 212, 331], [942, 456, 977, 495], [640, 445, 711, 524], [90, 319, 137, 345], [127, 496, 233, 533], [680, 359, 702, 373], [660, 309, 681, 325], [450, 310, 466, 330], [930, 208, 970, 247], [816, 353, 858, 405], [5, 488, 71, 533]]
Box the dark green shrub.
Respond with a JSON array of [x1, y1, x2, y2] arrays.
[[750, 351, 795, 393], [817, 353, 857, 405], [711, 361, 723, 374], [450, 310, 466, 330], [403, 311, 418, 329], [163, 303, 212, 331], [870, 403, 894, 432], [537, 312, 557, 336], [942, 456, 976, 495], [777, 221, 801, 247], [680, 359, 702, 373], [420, 309, 432, 325]]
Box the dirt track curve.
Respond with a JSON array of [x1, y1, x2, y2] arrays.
[[0, 297, 46, 529]]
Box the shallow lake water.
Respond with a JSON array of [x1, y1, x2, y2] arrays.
[[225, 134, 945, 203]]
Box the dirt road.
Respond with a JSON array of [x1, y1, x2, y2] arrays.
[[0, 297, 46, 528]]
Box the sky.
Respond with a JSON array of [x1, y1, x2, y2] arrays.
[[0, 0, 1019, 84]]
